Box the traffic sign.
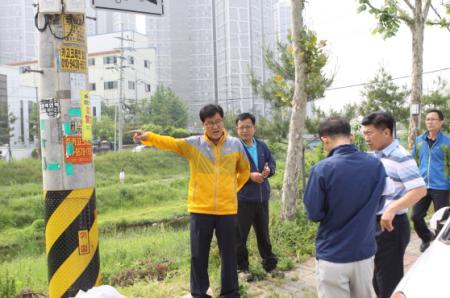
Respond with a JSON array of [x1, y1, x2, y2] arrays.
[[91, 0, 163, 16]]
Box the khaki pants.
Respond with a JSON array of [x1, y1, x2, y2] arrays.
[[316, 256, 374, 298]]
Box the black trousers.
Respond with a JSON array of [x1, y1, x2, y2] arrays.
[[236, 201, 277, 272], [373, 214, 410, 298], [412, 189, 449, 242], [190, 213, 240, 298]]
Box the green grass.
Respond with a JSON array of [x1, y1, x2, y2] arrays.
[[0, 144, 322, 297]]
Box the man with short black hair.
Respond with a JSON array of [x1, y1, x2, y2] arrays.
[[411, 109, 450, 252], [362, 111, 426, 298], [304, 117, 388, 298], [132, 104, 250, 298], [234, 112, 278, 281]]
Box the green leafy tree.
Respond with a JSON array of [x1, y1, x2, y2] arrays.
[[0, 103, 16, 162], [149, 85, 188, 128], [305, 104, 358, 135], [92, 115, 114, 141], [358, 68, 410, 128], [250, 30, 332, 106], [250, 19, 333, 220], [421, 77, 450, 133], [256, 109, 290, 142], [356, 0, 449, 148]]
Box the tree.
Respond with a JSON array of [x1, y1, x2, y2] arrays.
[[279, 0, 307, 220], [421, 77, 450, 132], [358, 68, 410, 128], [92, 115, 114, 141], [356, 0, 449, 148], [0, 103, 16, 162], [305, 104, 358, 135], [149, 85, 188, 128], [250, 17, 333, 220]]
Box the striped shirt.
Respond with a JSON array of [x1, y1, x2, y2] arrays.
[[375, 140, 426, 215]]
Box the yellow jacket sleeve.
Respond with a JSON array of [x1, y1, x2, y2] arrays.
[[141, 132, 190, 158]]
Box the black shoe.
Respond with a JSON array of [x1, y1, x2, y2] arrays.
[[420, 240, 431, 252]]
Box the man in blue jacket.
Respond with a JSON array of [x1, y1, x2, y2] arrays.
[[304, 117, 388, 298], [411, 109, 450, 252], [235, 113, 278, 281]]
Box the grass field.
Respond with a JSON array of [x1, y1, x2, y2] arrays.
[[0, 146, 319, 297]]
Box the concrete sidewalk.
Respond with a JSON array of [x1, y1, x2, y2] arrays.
[[245, 232, 422, 297]]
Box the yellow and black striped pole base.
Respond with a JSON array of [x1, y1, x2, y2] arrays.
[[45, 188, 100, 298]]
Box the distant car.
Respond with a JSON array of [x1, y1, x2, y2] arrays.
[[392, 207, 450, 298]]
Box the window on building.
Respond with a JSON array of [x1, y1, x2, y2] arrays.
[[89, 83, 96, 91], [104, 81, 118, 90], [145, 84, 151, 92], [128, 56, 134, 65], [88, 58, 95, 66], [103, 56, 117, 64], [128, 81, 135, 89], [144, 60, 151, 68], [93, 106, 97, 117]]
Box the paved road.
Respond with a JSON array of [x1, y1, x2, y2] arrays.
[[245, 232, 422, 298]]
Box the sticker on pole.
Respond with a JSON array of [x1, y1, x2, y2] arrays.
[[59, 46, 87, 73], [40, 98, 61, 119], [64, 136, 93, 164], [80, 90, 93, 142], [63, 15, 85, 45], [78, 230, 90, 255]]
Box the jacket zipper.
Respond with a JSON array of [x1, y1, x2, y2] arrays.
[[427, 141, 437, 188], [214, 145, 219, 212]]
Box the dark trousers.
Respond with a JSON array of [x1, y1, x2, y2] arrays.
[[373, 214, 410, 298], [236, 201, 277, 272], [412, 189, 449, 242], [190, 213, 240, 298]]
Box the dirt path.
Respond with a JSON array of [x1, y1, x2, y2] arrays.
[[244, 233, 422, 298]]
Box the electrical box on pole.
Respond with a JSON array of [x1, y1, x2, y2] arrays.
[[37, 0, 100, 297]]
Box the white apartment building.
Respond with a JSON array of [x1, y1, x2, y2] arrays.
[[0, 66, 37, 158], [9, 31, 157, 110], [273, 0, 292, 44], [0, 0, 37, 65]]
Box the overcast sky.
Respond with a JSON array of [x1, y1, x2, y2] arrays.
[[303, 0, 450, 111]]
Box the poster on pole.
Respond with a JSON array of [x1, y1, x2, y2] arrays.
[[80, 90, 92, 142], [64, 136, 93, 164], [59, 46, 87, 73], [63, 15, 85, 45]]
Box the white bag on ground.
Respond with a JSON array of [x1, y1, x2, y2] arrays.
[[74, 285, 124, 298]]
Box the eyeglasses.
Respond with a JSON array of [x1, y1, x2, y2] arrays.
[[237, 125, 254, 131], [204, 119, 223, 128]]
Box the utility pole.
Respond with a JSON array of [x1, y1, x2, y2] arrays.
[[36, 1, 99, 297], [118, 23, 124, 151]]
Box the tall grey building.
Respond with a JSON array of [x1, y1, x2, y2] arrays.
[[0, 0, 36, 65], [273, 0, 291, 44], [86, 2, 138, 36], [146, 0, 275, 127]]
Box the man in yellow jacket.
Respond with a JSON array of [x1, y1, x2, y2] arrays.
[[132, 104, 250, 297]]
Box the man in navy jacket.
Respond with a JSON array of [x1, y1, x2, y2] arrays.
[[304, 117, 387, 298], [235, 113, 278, 281]]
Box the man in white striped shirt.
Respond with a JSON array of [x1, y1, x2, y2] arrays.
[[362, 111, 426, 298]]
